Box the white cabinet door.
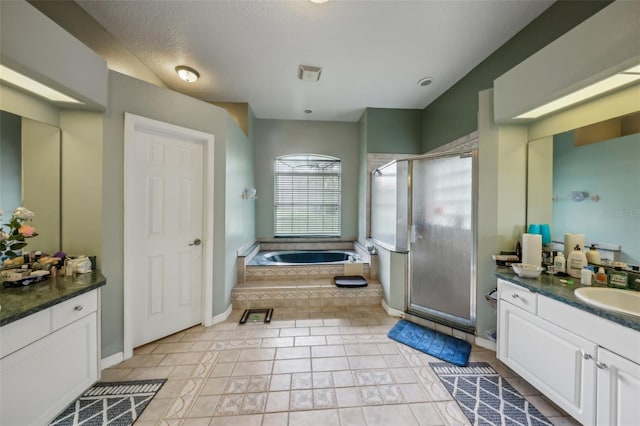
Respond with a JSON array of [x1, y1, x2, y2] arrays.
[[597, 347, 640, 426], [0, 312, 98, 425], [499, 301, 597, 425]]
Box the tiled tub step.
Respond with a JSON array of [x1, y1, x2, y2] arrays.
[[231, 279, 383, 309], [243, 264, 371, 282]]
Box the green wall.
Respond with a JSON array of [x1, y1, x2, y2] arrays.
[[254, 119, 359, 241], [366, 108, 422, 154], [102, 71, 250, 357], [421, 0, 612, 152]]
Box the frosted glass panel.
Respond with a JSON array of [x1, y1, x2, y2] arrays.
[[371, 161, 408, 250], [409, 153, 474, 327]]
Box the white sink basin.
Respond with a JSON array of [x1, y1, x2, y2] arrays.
[[574, 287, 640, 318]]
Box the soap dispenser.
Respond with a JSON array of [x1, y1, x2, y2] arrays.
[[568, 245, 588, 278], [586, 244, 601, 264]]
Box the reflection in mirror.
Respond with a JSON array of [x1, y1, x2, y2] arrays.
[[0, 110, 61, 255], [527, 115, 639, 265]]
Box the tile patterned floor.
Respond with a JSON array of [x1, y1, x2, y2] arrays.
[[102, 305, 580, 426]]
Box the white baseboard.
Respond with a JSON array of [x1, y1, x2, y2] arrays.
[[101, 351, 124, 370], [475, 337, 497, 351], [211, 303, 233, 325], [381, 298, 404, 318]]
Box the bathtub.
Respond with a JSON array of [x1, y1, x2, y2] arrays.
[[249, 250, 358, 266]]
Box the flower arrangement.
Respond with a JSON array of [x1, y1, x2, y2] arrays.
[[0, 207, 38, 261]]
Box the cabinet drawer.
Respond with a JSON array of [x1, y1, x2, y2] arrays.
[[0, 308, 51, 358], [498, 279, 537, 314], [51, 290, 97, 331]]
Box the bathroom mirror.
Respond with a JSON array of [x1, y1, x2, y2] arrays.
[[527, 112, 640, 265], [0, 109, 61, 255]]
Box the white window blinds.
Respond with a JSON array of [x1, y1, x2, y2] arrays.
[[274, 154, 341, 237]]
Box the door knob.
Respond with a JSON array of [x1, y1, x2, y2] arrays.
[[189, 239, 202, 246]]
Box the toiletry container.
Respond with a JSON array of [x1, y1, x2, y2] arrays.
[[554, 252, 566, 274], [586, 244, 601, 264], [581, 267, 593, 285], [594, 267, 607, 285], [568, 245, 588, 278]]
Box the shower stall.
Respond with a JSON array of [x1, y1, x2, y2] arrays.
[[371, 149, 477, 332]]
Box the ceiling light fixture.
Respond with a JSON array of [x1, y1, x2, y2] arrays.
[[309, 0, 329, 4], [175, 65, 200, 83], [417, 77, 433, 87], [515, 64, 640, 119], [0, 64, 82, 103], [298, 65, 322, 82]]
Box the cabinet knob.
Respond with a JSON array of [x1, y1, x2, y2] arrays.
[[511, 293, 520, 299], [582, 353, 592, 360], [596, 361, 608, 369], [74, 305, 83, 312]]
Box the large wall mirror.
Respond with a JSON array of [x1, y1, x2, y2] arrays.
[[0, 109, 61, 255], [527, 110, 640, 265]]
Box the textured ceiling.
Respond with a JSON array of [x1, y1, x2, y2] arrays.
[[76, 0, 553, 122]]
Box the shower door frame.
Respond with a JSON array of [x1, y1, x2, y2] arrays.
[[405, 149, 478, 333]]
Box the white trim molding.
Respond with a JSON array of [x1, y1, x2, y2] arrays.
[[101, 352, 124, 370], [211, 303, 234, 326], [381, 299, 404, 318]]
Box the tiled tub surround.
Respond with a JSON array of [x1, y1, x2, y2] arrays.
[[234, 242, 379, 309], [232, 278, 384, 310], [105, 304, 577, 425]]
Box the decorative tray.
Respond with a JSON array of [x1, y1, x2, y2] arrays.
[[1, 270, 50, 288]]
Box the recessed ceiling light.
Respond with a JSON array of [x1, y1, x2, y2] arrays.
[[175, 65, 200, 83], [417, 77, 433, 87], [309, 0, 329, 4], [0, 64, 82, 103]]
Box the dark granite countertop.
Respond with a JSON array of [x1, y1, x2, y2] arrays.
[[0, 271, 106, 326], [496, 268, 640, 332]]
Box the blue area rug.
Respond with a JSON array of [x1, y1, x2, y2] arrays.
[[50, 379, 166, 425], [431, 362, 552, 426], [387, 319, 471, 366]]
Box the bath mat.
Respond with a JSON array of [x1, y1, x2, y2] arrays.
[[387, 319, 471, 366], [431, 362, 552, 426], [49, 379, 166, 425]]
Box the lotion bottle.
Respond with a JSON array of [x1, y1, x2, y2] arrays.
[[554, 252, 566, 274], [586, 244, 601, 264], [568, 245, 588, 278]]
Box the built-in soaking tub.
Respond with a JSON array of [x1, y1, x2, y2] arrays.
[[249, 250, 358, 266]]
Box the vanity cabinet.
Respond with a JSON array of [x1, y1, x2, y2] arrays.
[[596, 347, 640, 426], [497, 280, 596, 424], [0, 289, 99, 425], [497, 278, 640, 426]]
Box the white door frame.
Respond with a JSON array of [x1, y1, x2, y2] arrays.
[[123, 112, 215, 359]]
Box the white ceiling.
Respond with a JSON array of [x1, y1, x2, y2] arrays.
[[76, 0, 553, 122]]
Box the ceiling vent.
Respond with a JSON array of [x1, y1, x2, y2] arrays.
[[298, 65, 322, 82]]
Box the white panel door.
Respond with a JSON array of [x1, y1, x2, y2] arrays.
[[597, 347, 640, 426], [129, 124, 204, 347]]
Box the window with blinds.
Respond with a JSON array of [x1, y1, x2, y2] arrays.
[[274, 154, 341, 237]]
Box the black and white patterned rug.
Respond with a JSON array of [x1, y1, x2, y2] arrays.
[[430, 362, 552, 426], [50, 379, 166, 426]]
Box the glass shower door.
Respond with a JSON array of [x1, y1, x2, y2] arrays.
[[408, 151, 476, 331]]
